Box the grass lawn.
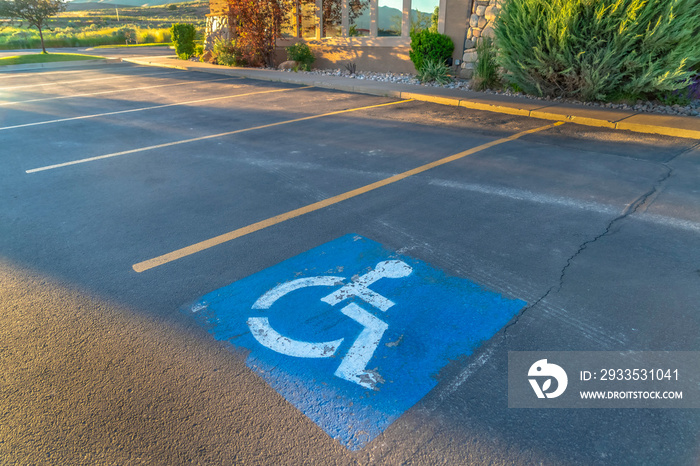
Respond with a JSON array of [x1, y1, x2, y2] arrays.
[[0, 53, 105, 66], [0, 2, 206, 50]]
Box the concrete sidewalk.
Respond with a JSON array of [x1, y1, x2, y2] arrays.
[[54, 53, 696, 140]]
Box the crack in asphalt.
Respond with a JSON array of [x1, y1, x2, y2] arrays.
[[501, 142, 698, 339]]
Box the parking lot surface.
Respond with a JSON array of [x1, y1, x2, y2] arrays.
[[1, 62, 699, 465]]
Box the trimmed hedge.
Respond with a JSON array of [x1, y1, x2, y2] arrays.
[[409, 29, 454, 72], [286, 42, 315, 71], [170, 23, 196, 60], [495, 0, 700, 101]]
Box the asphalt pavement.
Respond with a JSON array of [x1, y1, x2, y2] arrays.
[[1, 55, 699, 465]]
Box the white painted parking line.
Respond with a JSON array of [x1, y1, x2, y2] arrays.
[[0, 85, 306, 131], [0, 70, 180, 90], [0, 68, 89, 79], [430, 179, 700, 233], [0, 76, 237, 106], [636, 213, 700, 233], [26, 98, 410, 174], [430, 179, 620, 215]]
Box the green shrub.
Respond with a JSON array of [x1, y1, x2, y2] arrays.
[[417, 57, 452, 84], [170, 23, 196, 59], [409, 29, 453, 72], [115, 27, 136, 43], [213, 38, 242, 66], [495, 0, 700, 101], [473, 37, 500, 91], [286, 42, 315, 71]]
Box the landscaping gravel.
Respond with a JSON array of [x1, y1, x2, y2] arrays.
[[298, 68, 700, 118]]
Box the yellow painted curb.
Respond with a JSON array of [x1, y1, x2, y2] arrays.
[[615, 121, 700, 139], [529, 109, 618, 129], [458, 100, 532, 117], [615, 114, 700, 140], [400, 92, 461, 106], [117, 57, 700, 140]]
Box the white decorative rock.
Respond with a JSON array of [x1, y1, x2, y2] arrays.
[[475, 5, 486, 16]]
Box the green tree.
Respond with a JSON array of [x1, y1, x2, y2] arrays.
[[430, 6, 439, 32], [0, 0, 66, 53], [410, 11, 431, 33], [170, 23, 196, 59]]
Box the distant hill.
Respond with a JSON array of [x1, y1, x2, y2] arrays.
[[353, 6, 435, 33], [67, 0, 194, 8], [66, 2, 134, 10]]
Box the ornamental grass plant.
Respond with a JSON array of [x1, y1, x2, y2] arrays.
[[417, 57, 452, 84], [495, 0, 700, 101], [473, 37, 500, 91]]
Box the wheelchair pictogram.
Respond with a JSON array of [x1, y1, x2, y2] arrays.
[[246, 260, 413, 390], [190, 234, 527, 450]]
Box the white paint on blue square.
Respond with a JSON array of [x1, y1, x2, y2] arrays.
[[189, 234, 525, 450]]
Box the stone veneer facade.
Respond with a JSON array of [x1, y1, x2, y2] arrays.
[[460, 0, 503, 78], [205, 0, 231, 52]]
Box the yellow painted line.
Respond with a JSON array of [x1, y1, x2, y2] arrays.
[[26, 96, 409, 174], [133, 120, 565, 273], [2, 85, 302, 131]]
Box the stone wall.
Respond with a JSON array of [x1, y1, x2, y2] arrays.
[[205, 0, 232, 52], [460, 0, 503, 78], [204, 14, 231, 52]]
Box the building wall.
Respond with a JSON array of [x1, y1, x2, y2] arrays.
[[443, 0, 473, 67], [207, 0, 473, 75], [274, 41, 414, 73]]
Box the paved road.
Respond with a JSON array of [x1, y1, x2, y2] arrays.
[[0, 46, 174, 59], [1, 62, 699, 465]]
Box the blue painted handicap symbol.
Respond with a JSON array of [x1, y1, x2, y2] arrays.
[[189, 234, 524, 450]]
